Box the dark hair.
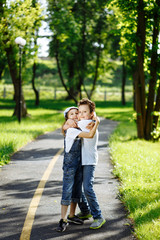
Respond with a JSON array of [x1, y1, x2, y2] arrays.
[[78, 98, 95, 113]]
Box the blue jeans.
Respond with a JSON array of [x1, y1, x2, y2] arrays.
[[61, 138, 82, 205], [79, 165, 102, 219]]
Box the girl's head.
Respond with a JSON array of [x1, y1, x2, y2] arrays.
[[64, 106, 78, 120]]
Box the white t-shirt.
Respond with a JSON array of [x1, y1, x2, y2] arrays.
[[65, 120, 98, 165], [65, 128, 82, 153], [78, 120, 98, 166]]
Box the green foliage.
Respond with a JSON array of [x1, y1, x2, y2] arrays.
[[110, 0, 160, 76], [110, 0, 160, 139], [0, 0, 42, 49], [151, 127, 160, 141], [23, 58, 59, 86], [47, 0, 120, 97], [0, 0, 44, 88]]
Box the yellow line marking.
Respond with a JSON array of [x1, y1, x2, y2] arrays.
[[20, 148, 63, 240]]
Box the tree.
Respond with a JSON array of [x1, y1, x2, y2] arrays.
[[0, 0, 42, 118], [112, 0, 160, 140], [47, 0, 115, 103], [31, 0, 43, 106]]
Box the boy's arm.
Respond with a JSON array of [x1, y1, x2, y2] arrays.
[[86, 121, 95, 130], [78, 117, 100, 138]]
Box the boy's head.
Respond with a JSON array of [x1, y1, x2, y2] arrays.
[[64, 106, 78, 120], [78, 98, 95, 120]]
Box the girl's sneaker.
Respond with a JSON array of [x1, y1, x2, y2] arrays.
[[56, 219, 69, 232], [77, 212, 92, 220]]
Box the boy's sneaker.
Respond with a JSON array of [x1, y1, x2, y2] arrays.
[[56, 219, 69, 232], [77, 212, 92, 220], [67, 215, 84, 225], [90, 218, 106, 229]]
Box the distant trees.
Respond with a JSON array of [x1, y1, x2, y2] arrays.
[[47, 0, 118, 103], [0, 0, 43, 117], [113, 0, 160, 140], [1, 0, 159, 141]]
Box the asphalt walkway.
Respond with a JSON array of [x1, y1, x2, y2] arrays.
[[0, 118, 135, 240]]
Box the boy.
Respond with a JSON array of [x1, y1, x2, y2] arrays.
[[77, 98, 106, 229]]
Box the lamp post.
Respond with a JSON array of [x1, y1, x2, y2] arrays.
[[15, 37, 26, 123]]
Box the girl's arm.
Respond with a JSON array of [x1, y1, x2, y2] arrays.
[[78, 117, 100, 138], [63, 119, 77, 131], [62, 119, 77, 135]]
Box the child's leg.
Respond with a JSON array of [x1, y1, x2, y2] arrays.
[[70, 160, 83, 214], [82, 165, 102, 219], [78, 191, 91, 215], [61, 205, 68, 220], [69, 202, 77, 217], [67, 162, 84, 224]]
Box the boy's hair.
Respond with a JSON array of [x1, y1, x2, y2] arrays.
[[78, 98, 95, 113]]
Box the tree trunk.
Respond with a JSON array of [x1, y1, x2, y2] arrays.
[[135, 0, 146, 138], [78, 0, 86, 99], [153, 83, 160, 128], [132, 72, 136, 111], [6, 46, 28, 118], [121, 59, 126, 105], [89, 46, 101, 99], [32, 61, 39, 106], [144, 0, 160, 139], [55, 38, 77, 103], [134, 70, 145, 138], [66, 59, 79, 100]]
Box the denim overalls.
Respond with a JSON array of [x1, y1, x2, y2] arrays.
[[61, 136, 83, 205]]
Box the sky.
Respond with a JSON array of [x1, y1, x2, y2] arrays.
[[37, 0, 52, 57], [38, 21, 52, 57]]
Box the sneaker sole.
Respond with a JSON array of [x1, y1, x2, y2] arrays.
[[90, 219, 106, 229], [56, 229, 66, 232], [67, 219, 83, 225]]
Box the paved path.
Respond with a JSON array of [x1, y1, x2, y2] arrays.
[[0, 118, 135, 240]]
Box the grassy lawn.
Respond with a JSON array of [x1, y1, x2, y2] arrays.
[[0, 99, 71, 166], [1, 98, 160, 239]]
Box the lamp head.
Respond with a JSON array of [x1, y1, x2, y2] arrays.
[[15, 37, 26, 47]]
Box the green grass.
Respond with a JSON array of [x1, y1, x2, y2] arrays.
[[104, 107, 160, 239], [0, 99, 73, 166]]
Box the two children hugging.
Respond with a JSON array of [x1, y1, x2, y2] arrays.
[[56, 98, 106, 232]]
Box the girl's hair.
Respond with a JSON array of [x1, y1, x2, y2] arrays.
[[78, 98, 95, 113]]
